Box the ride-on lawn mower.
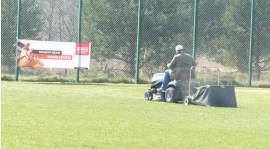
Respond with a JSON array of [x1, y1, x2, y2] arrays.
[[144, 66, 237, 107]]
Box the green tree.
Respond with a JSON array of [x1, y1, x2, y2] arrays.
[[194, 0, 228, 57], [218, 0, 270, 79], [1, 0, 43, 72], [82, 0, 192, 77], [42, 0, 78, 41]]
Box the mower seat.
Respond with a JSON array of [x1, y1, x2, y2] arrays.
[[174, 69, 195, 81]]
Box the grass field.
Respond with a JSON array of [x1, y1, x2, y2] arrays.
[[1, 81, 270, 149]]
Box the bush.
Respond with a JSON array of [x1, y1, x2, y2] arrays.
[[1, 75, 14, 81]]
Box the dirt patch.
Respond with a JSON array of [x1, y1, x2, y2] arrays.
[[196, 56, 237, 72]]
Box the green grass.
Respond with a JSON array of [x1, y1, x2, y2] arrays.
[[1, 81, 270, 149], [1, 74, 151, 84]]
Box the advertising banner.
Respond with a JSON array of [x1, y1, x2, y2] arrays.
[[17, 39, 91, 69]]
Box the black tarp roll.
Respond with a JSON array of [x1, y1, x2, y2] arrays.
[[192, 86, 237, 107]]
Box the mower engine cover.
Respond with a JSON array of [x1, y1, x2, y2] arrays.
[[150, 73, 164, 88]]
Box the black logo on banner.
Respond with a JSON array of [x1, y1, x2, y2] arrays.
[[32, 50, 62, 55]]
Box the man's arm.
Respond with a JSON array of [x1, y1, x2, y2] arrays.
[[167, 56, 176, 69]]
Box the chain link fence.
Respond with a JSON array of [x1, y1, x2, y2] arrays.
[[1, 0, 270, 86]]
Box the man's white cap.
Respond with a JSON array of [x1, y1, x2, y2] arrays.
[[175, 45, 183, 51]]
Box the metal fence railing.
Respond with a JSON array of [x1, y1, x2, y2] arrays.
[[1, 0, 270, 86]]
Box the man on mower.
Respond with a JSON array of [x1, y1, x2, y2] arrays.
[[158, 45, 196, 92]]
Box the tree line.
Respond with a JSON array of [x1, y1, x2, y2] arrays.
[[1, 0, 269, 79]]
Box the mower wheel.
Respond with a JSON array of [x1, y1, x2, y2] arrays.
[[165, 87, 178, 102], [183, 96, 191, 105], [144, 90, 153, 100]]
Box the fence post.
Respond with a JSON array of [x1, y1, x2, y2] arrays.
[[15, 0, 22, 81], [76, 0, 83, 82], [136, 0, 142, 83], [192, 0, 198, 59], [248, 0, 255, 87]]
